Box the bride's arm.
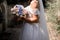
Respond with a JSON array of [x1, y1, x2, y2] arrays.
[[24, 13, 38, 22]]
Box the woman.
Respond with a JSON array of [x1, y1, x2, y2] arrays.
[[22, 0, 41, 40], [11, 0, 49, 40]]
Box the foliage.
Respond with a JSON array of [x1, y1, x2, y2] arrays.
[[45, 0, 60, 33]]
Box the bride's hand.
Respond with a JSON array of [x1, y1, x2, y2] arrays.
[[22, 9, 28, 15], [11, 6, 19, 14]]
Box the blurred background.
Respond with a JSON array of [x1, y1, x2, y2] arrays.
[[0, 0, 59, 40], [44, 0, 59, 40]]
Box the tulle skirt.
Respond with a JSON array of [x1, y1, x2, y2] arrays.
[[22, 22, 49, 40]]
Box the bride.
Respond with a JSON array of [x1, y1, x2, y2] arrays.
[[22, 0, 41, 40], [11, 0, 49, 40]]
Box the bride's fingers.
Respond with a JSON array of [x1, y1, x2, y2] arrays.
[[22, 9, 28, 14]]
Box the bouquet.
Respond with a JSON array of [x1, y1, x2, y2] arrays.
[[11, 5, 25, 17]]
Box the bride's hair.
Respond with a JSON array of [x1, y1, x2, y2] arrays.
[[28, 0, 40, 10], [37, 0, 40, 10]]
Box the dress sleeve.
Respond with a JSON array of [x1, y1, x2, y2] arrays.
[[35, 9, 40, 15]]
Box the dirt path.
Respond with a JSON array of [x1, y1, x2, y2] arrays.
[[47, 22, 58, 40]]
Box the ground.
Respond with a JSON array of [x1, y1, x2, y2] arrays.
[[46, 15, 60, 40]]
